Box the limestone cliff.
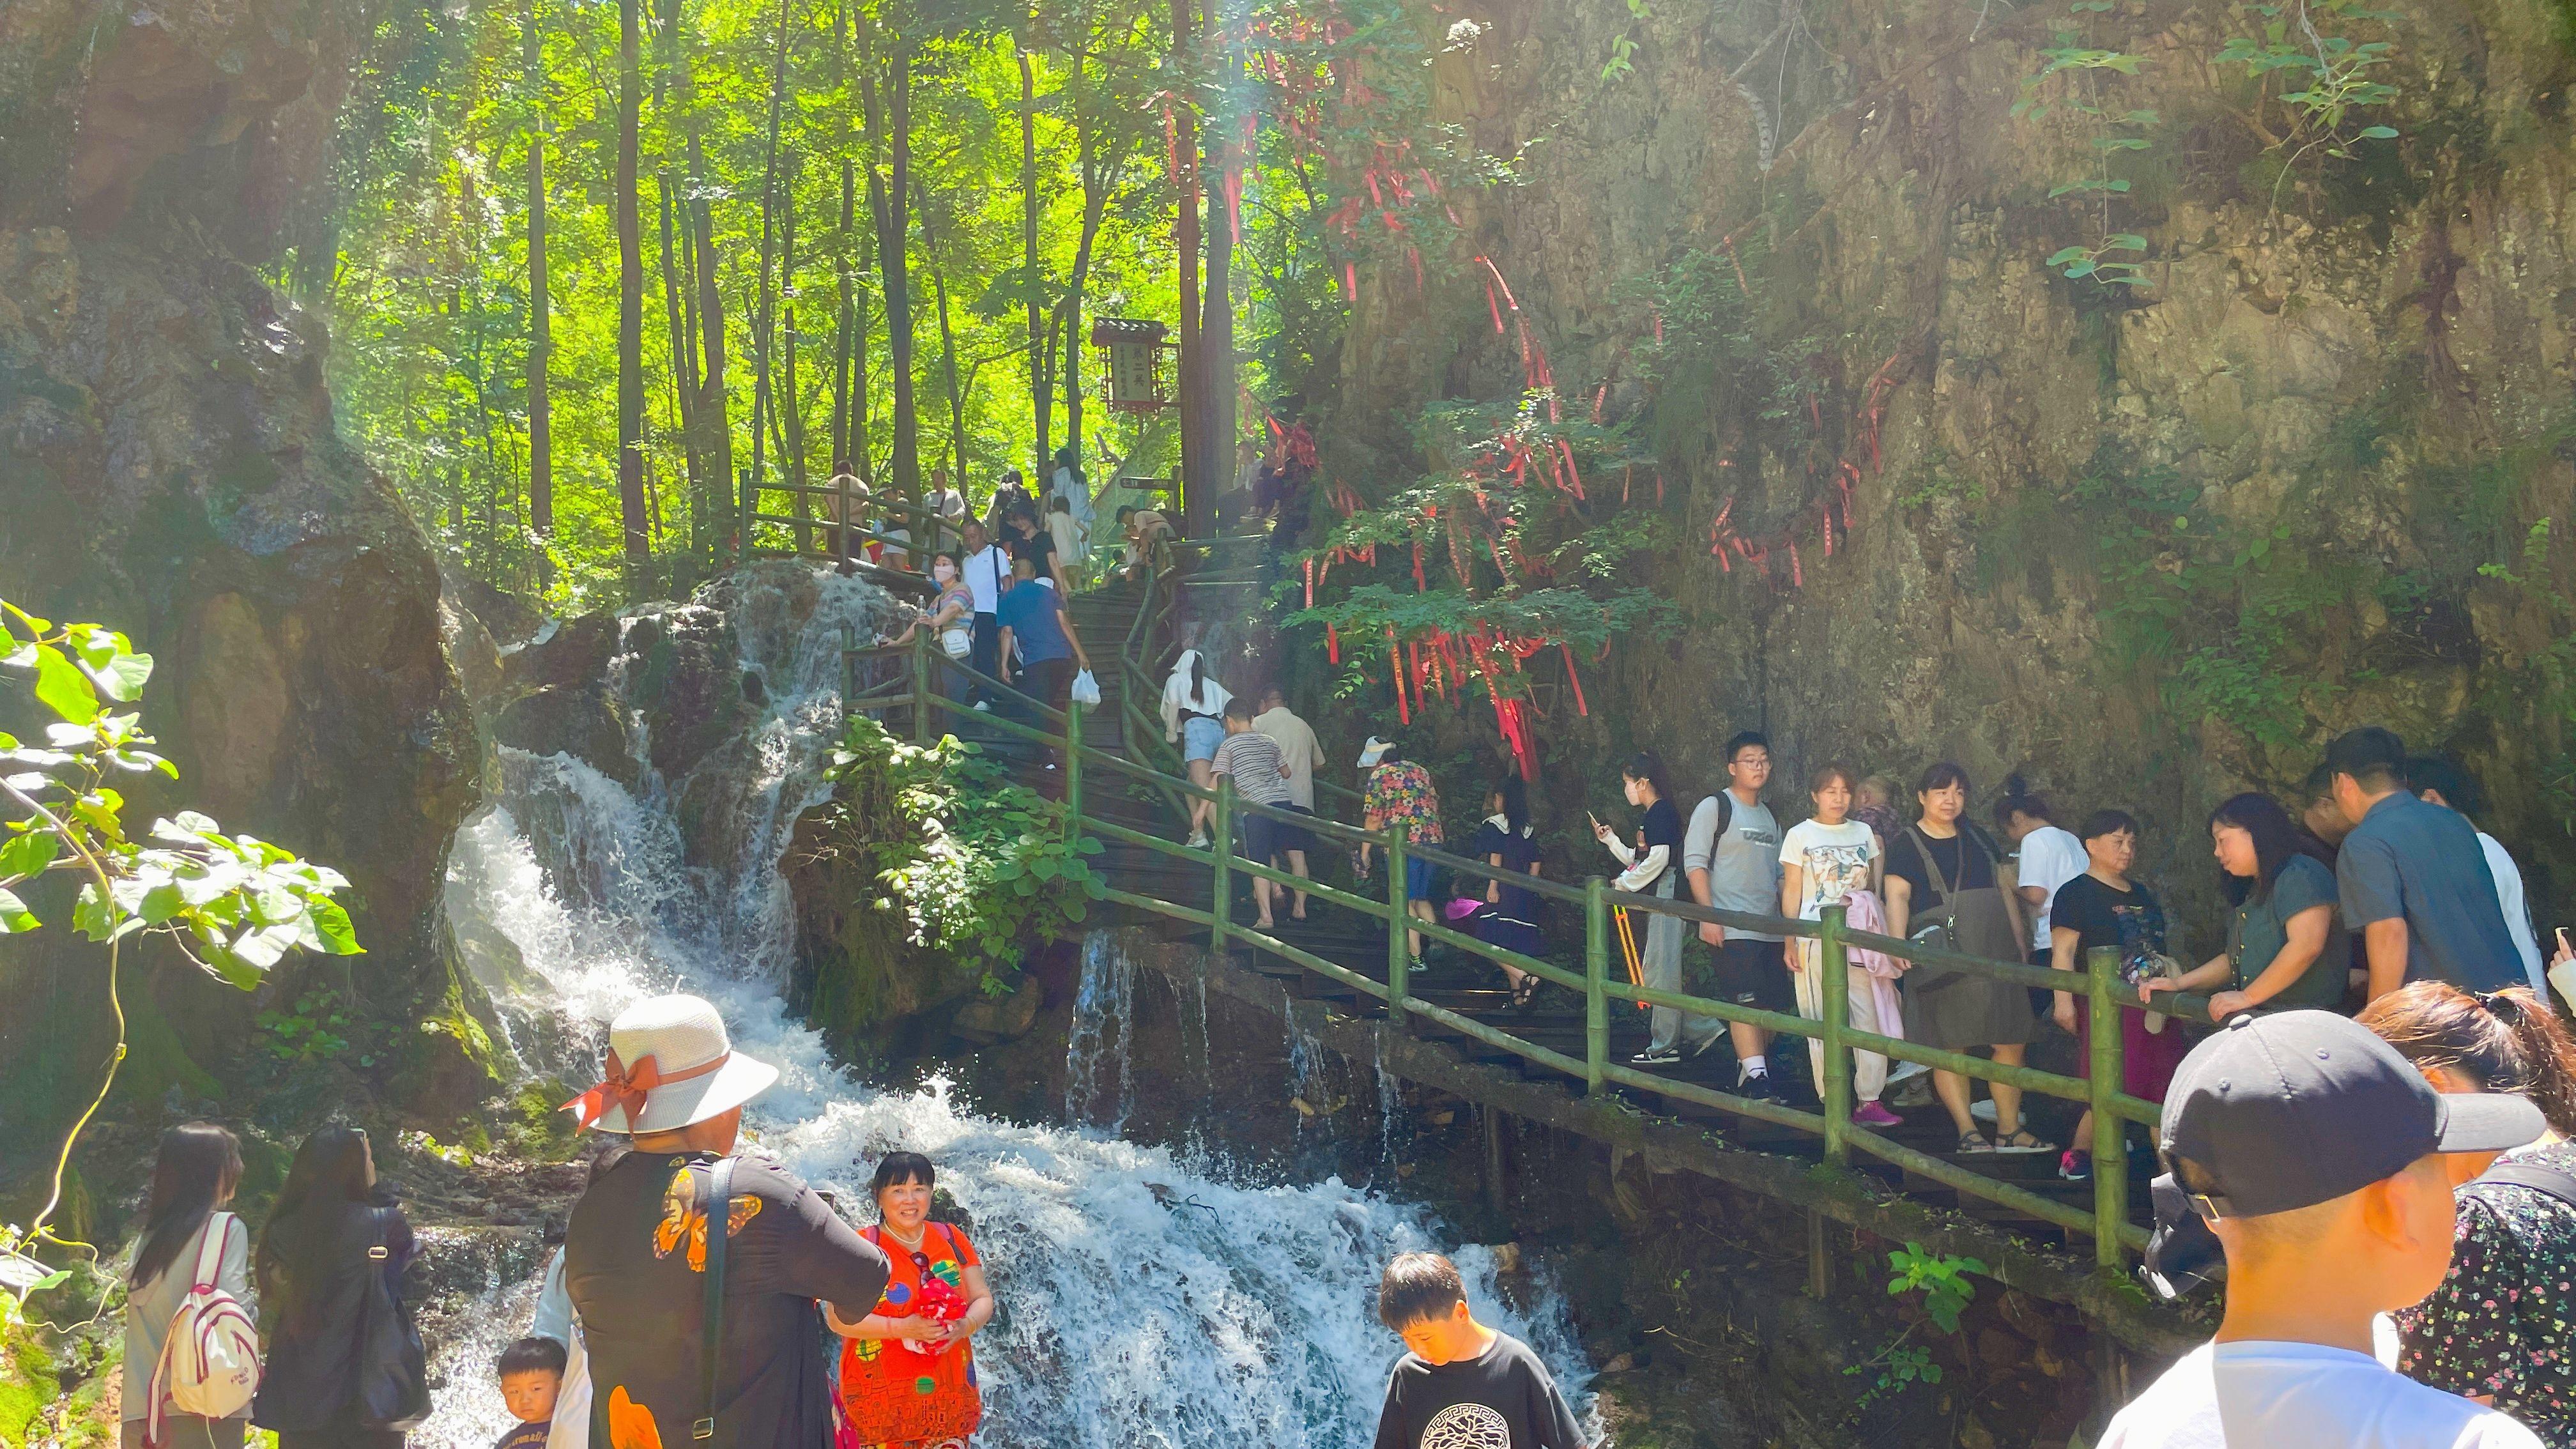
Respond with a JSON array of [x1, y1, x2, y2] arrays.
[[0, 0, 490, 1135], [1324, 0, 2576, 923]]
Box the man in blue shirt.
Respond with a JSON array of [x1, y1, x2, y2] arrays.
[[2326, 727, 2522, 1000], [995, 553, 1091, 767]]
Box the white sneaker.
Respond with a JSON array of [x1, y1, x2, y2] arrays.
[[971, 700, 991, 712], [1185, 831, 1209, 850], [1970, 1099, 1998, 1124], [1887, 1058, 1931, 1084]]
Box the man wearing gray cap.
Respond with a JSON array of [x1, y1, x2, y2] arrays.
[[2101, 1009, 2546, 1447]]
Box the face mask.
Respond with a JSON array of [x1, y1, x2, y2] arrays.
[[933, 564, 956, 583]]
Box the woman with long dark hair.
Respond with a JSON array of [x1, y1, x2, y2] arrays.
[[2367, 984, 2576, 1446], [1882, 763, 2046, 1154], [1471, 776, 1547, 1007], [252, 1126, 422, 1449], [1161, 648, 1232, 849], [2138, 792, 2349, 1022], [123, 1123, 250, 1449], [833, 1153, 995, 1449]]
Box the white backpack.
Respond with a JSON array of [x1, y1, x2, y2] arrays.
[[147, 1212, 261, 1442]]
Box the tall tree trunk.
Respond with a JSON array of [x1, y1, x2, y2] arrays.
[[1202, 100, 1236, 493], [745, 0, 791, 546], [1173, 0, 1204, 532], [617, 0, 648, 569], [659, 170, 700, 562], [888, 53, 919, 500], [525, 0, 552, 535], [832, 158, 854, 475], [914, 174, 967, 487], [781, 181, 811, 554], [1058, 81, 1105, 468], [862, 50, 918, 502], [670, 0, 732, 569], [851, 282, 871, 483], [1021, 43, 1046, 474], [689, 185, 732, 564]]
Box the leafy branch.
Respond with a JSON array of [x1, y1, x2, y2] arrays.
[[1846, 1242, 1986, 1409], [1, 599, 360, 1312]]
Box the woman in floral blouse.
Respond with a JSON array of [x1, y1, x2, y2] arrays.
[[1355, 738, 1443, 965], [2364, 983, 2576, 1447]]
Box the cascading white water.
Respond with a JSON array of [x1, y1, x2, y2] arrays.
[[419, 564, 1593, 1448]]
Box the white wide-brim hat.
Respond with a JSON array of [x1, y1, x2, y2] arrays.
[[1356, 736, 1393, 768], [569, 993, 778, 1135]]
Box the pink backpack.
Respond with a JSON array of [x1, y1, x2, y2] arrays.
[[147, 1213, 261, 1443]]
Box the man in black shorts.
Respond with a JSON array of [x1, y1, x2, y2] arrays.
[[1685, 732, 1791, 1100]]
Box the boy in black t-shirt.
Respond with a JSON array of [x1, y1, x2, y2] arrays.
[[493, 1336, 565, 1449], [1371, 1252, 1588, 1449]]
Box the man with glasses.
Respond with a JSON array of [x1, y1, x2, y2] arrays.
[[1685, 732, 1790, 1099]]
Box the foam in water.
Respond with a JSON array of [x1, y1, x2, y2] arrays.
[[421, 565, 1594, 1447]]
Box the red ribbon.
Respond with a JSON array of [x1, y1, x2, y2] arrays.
[[562, 1049, 728, 1131]]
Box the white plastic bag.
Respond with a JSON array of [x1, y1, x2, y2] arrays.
[[1069, 670, 1102, 706]]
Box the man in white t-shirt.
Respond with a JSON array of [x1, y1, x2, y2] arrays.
[[2099, 1010, 2545, 1449], [1997, 785, 2087, 964], [958, 518, 1011, 710]]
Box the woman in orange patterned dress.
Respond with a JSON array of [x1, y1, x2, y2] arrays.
[[830, 1153, 994, 1449]]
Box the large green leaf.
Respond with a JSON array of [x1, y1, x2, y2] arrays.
[[0, 887, 36, 933], [0, 829, 59, 882], [31, 645, 99, 724]]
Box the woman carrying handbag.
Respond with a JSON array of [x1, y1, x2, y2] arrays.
[[1882, 763, 2051, 1156], [252, 1126, 427, 1449]]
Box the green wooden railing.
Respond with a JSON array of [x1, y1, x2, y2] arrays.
[[841, 556, 2214, 1268]]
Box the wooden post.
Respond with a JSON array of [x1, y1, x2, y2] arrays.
[[1820, 903, 1853, 1167], [1386, 837, 1409, 1032], [1063, 701, 1084, 839], [1584, 875, 1609, 1096], [2088, 944, 2129, 1268], [910, 626, 931, 746], [1806, 1209, 1832, 1300], [1211, 774, 1234, 958], [1482, 1105, 1507, 1212]]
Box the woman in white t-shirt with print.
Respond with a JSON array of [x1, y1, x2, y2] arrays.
[[1778, 763, 1897, 1126]]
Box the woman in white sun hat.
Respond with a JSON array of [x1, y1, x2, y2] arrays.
[[560, 995, 891, 1449]]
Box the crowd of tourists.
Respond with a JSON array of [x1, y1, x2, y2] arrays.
[[120, 992, 1593, 1449], [1155, 660, 2561, 1190]]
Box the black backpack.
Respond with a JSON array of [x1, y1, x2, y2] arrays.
[[353, 1208, 429, 1432]]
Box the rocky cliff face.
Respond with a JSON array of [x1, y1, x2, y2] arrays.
[[0, 0, 491, 1131], [1326, 0, 2576, 921]]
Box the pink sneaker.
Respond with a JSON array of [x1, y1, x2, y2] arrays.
[[1853, 1101, 1903, 1128]]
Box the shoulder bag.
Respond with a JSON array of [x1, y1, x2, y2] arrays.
[[354, 1208, 430, 1432], [1901, 825, 1963, 955]]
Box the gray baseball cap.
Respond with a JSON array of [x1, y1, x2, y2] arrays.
[[2160, 1008, 2544, 1218]]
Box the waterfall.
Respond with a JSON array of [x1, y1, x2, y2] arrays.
[[424, 564, 1593, 1448], [1063, 931, 1138, 1131]]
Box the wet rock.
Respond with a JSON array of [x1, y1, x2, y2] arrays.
[[493, 686, 638, 789], [951, 974, 1045, 1045], [504, 613, 620, 696]]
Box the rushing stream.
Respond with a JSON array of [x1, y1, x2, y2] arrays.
[[419, 565, 1593, 1448]]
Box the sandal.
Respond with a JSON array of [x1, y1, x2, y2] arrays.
[[1510, 976, 1540, 1009], [1994, 1129, 2055, 1154], [1955, 1130, 1995, 1154]]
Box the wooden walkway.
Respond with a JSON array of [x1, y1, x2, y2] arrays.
[[854, 553, 2204, 1269]]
